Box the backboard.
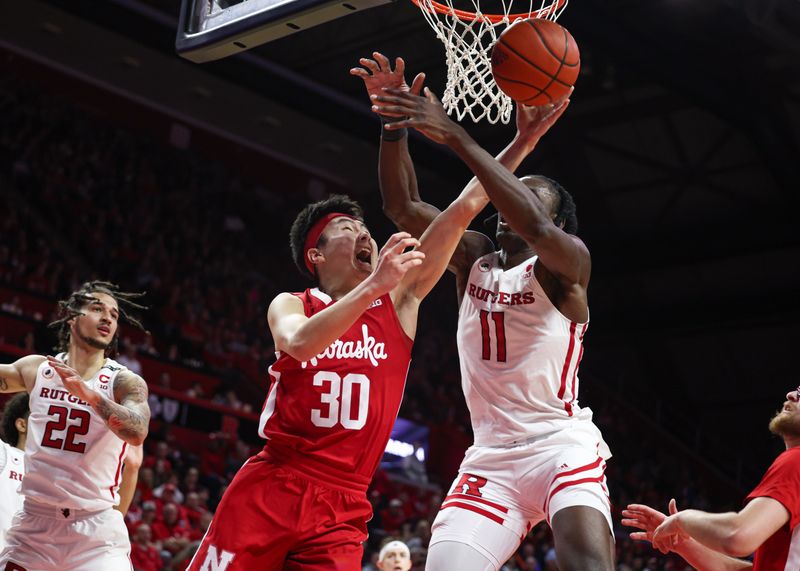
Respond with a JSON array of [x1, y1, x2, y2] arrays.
[[176, 0, 393, 63]]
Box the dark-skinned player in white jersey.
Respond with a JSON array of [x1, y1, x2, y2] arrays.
[[353, 54, 613, 571]]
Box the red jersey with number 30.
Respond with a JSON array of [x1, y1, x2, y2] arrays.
[[258, 287, 413, 493]]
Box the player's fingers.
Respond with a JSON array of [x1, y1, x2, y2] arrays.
[[423, 86, 441, 104], [668, 498, 678, 515], [359, 58, 380, 74], [410, 73, 426, 96], [371, 104, 413, 117], [350, 67, 371, 77], [380, 232, 412, 253], [394, 57, 406, 76], [629, 532, 649, 542], [373, 52, 391, 71], [371, 93, 414, 105], [389, 237, 422, 254], [382, 119, 414, 129]]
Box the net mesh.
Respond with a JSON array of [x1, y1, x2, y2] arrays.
[[413, 0, 568, 124]]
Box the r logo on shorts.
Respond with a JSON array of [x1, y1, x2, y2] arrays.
[[453, 473, 488, 497]]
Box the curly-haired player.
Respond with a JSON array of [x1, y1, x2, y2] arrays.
[[0, 281, 150, 571]]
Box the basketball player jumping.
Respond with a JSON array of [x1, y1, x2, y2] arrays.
[[0, 281, 150, 571], [188, 177, 490, 567], [0, 394, 28, 552], [355, 53, 614, 571]]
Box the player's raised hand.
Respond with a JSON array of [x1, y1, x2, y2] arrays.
[[47, 355, 102, 407], [372, 88, 463, 145], [514, 88, 571, 148], [351, 52, 425, 114], [646, 499, 689, 554], [368, 232, 425, 295]]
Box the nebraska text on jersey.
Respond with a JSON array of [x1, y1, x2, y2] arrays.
[[301, 323, 388, 368]]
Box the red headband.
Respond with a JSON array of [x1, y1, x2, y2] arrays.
[[303, 212, 356, 274]]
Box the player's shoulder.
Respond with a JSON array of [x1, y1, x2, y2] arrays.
[[774, 446, 800, 469]]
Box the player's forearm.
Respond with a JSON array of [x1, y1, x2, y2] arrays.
[[285, 280, 383, 361], [115, 462, 140, 515], [677, 511, 754, 557], [379, 136, 439, 238], [673, 538, 753, 571], [447, 129, 554, 240], [91, 395, 149, 446]]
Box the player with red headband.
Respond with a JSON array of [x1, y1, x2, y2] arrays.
[[189, 187, 490, 570]]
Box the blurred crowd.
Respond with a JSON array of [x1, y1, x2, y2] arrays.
[[0, 75, 745, 570]]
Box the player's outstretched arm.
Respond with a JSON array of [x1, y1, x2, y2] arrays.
[[373, 88, 587, 289], [0, 355, 45, 393], [623, 501, 752, 571], [652, 497, 789, 559], [269, 233, 426, 360], [48, 357, 150, 445], [394, 176, 490, 307]]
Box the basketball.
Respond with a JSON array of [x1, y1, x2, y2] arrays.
[[490, 18, 580, 106]]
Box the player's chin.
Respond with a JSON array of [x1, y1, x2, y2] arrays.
[[354, 259, 373, 274]]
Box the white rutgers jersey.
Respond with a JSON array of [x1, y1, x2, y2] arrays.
[[0, 440, 25, 547], [22, 356, 128, 510], [458, 253, 603, 447]]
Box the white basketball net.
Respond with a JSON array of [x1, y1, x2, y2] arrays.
[[414, 0, 568, 123]]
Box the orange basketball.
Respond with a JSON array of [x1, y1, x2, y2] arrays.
[[490, 18, 580, 106]]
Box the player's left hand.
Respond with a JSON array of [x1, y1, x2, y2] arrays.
[[371, 88, 463, 145], [623, 499, 687, 553], [515, 89, 571, 148], [47, 355, 102, 407], [350, 52, 425, 116]]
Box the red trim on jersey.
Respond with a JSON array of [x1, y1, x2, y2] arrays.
[[110, 442, 128, 499], [558, 322, 578, 414], [547, 475, 607, 508], [441, 501, 505, 525], [568, 324, 587, 411], [479, 310, 491, 360], [543, 457, 604, 514], [444, 493, 510, 513]]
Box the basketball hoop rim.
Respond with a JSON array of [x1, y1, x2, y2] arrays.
[[409, 0, 566, 24]]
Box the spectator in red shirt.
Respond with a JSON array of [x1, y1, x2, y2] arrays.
[[183, 491, 209, 530], [623, 385, 800, 570], [130, 523, 162, 571], [151, 503, 191, 555], [381, 498, 408, 535]]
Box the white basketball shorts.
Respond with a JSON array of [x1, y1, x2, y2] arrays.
[[430, 420, 613, 569], [0, 499, 132, 571]]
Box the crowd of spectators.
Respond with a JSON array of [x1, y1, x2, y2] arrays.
[[0, 74, 748, 570]]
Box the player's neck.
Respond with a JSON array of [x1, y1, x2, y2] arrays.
[[65, 344, 107, 379], [317, 273, 363, 301], [498, 247, 535, 270], [16, 434, 26, 451], [784, 436, 800, 450]]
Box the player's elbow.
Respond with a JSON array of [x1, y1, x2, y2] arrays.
[[721, 528, 760, 558]]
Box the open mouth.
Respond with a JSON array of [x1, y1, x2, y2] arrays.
[[98, 326, 111, 335], [355, 247, 372, 268]]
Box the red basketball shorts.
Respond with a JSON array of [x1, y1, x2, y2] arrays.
[[187, 453, 371, 571]]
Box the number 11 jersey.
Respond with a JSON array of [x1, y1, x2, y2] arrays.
[[258, 288, 413, 493], [458, 253, 600, 447]]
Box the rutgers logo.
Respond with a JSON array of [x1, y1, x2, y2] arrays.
[[198, 546, 235, 571], [42, 367, 55, 380], [453, 473, 488, 497]]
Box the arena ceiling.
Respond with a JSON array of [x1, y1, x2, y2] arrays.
[[4, 0, 799, 486]]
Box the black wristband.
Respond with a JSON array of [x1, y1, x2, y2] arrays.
[[380, 117, 408, 142]]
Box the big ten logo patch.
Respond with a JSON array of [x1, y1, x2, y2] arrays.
[[453, 473, 488, 497], [199, 546, 235, 571]]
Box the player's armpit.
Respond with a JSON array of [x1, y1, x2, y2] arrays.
[[0, 355, 45, 393]]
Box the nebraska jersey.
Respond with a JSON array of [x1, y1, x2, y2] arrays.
[[746, 446, 800, 571], [0, 440, 25, 547], [458, 253, 608, 448], [258, 288, 413, 493], [21, 356, 128, 510]]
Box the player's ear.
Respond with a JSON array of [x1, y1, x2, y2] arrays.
[[15, 417, 27, 435], [307, 248, 325, 270]]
